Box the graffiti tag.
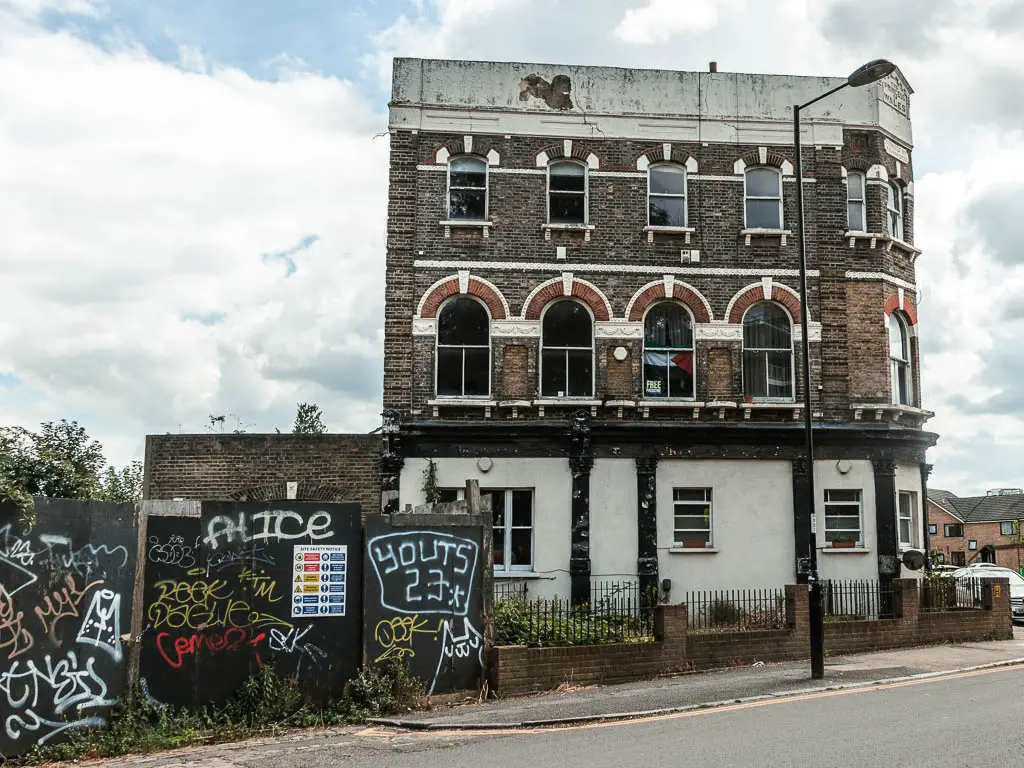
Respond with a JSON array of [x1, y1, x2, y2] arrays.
[[203, 510, 333, 550]]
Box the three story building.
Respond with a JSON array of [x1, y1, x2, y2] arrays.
[[381, 58, 935, 601]]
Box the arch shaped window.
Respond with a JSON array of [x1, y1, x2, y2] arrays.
[[448, 156, 488, 220], [648, 163, 687, 227], [742, 302, 794, 400], [436, 297, 490, 397], [847, 171, 866, 232], [541, 299, 593, 397], [887, 182, 904, 240], [745, 167, 782, 229], [548, 161, 587, 224], [889, 313, 912, 405], [643, 303, 694, 398]]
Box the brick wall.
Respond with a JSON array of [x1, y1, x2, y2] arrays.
[[492, 580, 1011, 695], [144, 433, 382, 516], [928, 501, 1024, 570]]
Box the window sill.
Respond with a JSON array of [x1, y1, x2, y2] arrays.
[[885, 236, 922, 257], [542, 223, 595, 242], [669, 547, 719, 554], [440, 220, 492, 238], [740, 228, 792, 246], [821, 547, 871, 554], [533, 398, 603, 417], [644, 225, 695, 244], [427, 398, 497, 418], [494, 571, 541, 579], [639, 399, 703, 419], [843, 231, 886, 249], [851, 403, 935, 424], [742, 402, 803, 421]]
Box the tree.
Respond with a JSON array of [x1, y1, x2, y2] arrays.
[[97, 461, 144, 504], [293, 402, 327, 434], [422, 459, 442, 504]]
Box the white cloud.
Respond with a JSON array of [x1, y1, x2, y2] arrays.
[[1, 0, 103, 18], [0, 9, 388, 465], [614, 0, 745, 44]]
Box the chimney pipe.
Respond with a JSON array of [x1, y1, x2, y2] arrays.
[[709, 61, 718, 73]]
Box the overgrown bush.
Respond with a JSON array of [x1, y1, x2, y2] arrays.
[[494, 597, 654, 647], [707, 599, 744, 627], [336, 659, 426, 722]]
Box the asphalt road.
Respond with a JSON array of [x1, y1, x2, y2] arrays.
[[96, 665, 1024, 768]]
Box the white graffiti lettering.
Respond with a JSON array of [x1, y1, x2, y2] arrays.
[[32, 534, 129, 581], [368, 532, 479, 616], [0, 524, 37, 567], [430, 618, 482, 696], [147, 534, 198, 570], [75, 589, 122, 662], [204, 510, 333, 550]]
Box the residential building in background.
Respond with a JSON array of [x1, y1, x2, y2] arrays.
[[382, 58, 935, 600], [928, 488, 1024, 571]]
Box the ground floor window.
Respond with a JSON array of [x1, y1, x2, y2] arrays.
[[968, 539, 977, 550], [897, 491, 917, 548], [673, 488, 713, 547], [951, 551, 966, 566], [440, 486, 534, 572], [824, 489, 862, 547]]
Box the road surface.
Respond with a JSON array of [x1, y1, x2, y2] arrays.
[[96, 665, 1024, 768]]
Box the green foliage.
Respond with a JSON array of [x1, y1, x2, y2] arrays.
[[97, 460, 144, 503], [292, 402, 328, 434], [707, 599, 743, 627], [421, 459, 442, 504], [494, 598, 654, 647], [10, 662, 426, 765]]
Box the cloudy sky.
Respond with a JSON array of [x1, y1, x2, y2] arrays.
[[1, 0, 1021, 495]]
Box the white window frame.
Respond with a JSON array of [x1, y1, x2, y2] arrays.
[[434, 296, 492, 398], [847, 170, 866, 232], [744, 166, 783, 229], [887, 182, 904, 240], [673, 488, 713, 548], [968, 539, 977, 550], [539, 299, 594, 398], [642, 302, 696, 400], [647, 162, 687, 227], [447, 156, 488, 221], [889, 313, 912, 406], [897, 491, 917, 548], [547, 160, 588, 225], [824, 489, 863, 548], [443, 487, 534, 573], [741, 302, 796, 403]]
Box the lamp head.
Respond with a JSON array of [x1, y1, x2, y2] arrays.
[[847, 59, 897, 88]]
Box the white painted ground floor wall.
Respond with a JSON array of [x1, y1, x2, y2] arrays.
[[399, 457, 924, 600]]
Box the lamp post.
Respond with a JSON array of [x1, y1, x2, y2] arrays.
[[794, 58, 897, 680]]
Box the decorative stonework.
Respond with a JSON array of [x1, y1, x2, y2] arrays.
[[492, 320, 541, 337], [725, 281, 805, 324], [414, 259, 821, 279], [594, 322, 643, 338], [415, 273, 511, 320], [522, 275, 613, 321], [625, 278, 713, 323]]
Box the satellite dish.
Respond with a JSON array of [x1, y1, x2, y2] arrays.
[[902, 549, 926, 571]]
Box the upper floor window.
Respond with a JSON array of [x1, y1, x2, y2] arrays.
[[436, 297, 489, 397], [742, 302, 794, 401], [889, 313, 911, 405], [887, 182, 904, 240], [548, 161, 587, 224], [541, 299, 592, 397], [643, 303, 694, 399], [744, 167, 782, 229], [648, 163, 687, 227], [448, 157, 488, 221], [847, 171, 866, 232]]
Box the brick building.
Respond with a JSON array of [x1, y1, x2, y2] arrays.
[[928, 488, 1024, 571], [382, 58, 936, 600]]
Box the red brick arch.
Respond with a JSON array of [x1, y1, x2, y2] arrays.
[[628, 283, 711, 323], [418, 277, 508, 320], [523, 278, 611, 321], [737, 148, 791, 169], [727, 285, 802, 324], [884, 294, 918, 325]]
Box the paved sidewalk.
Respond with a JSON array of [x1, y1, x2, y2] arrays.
[[379, 630, 1024, 729]]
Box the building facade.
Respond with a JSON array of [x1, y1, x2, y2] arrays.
[[383, 58, 936, 600], [928, 489, 1024, 571]]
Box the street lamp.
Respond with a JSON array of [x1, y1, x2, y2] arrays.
[[795, 58, 897, 680]]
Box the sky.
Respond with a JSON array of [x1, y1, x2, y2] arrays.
[[1, 0, 1023, 496]]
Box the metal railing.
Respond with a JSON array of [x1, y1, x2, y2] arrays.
[[920, 577, 984, 612], [823, 579, 895, 620], [494, 579, 529, 603], [493, 579, 655, 647], [681, 588, 788, 632]]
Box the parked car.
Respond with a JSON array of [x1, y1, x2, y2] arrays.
[[950, 566, 1024, 624]]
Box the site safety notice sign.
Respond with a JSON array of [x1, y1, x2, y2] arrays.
[[292, 544, 347, 617]]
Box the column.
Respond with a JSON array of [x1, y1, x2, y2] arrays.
[[791, 457, 812, 584], [569, 411, 593, 606], [873, 459, 900, 618], [920, 462, 933, 571], [635, 456, 659, 604], [380, 410, 403, 515]]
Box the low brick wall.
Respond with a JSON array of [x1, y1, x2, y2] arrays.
[[492, 579, 1012, 695]]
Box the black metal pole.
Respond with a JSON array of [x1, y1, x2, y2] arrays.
[[794, 102, 826, 680]]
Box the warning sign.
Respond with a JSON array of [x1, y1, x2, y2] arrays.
[[292, 544, 347, 617]]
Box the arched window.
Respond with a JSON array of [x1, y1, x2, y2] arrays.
[[887, 182, 904, 240], [643, 303, 694, 398], [742, 302, 794, 400], [448, 157, 487, 220], [548, 161, 587, 224], [744, 167, 782, 229], [847, 171, 866, 232], [541, 300, 592, 397], [648, 163, 687, 227], [436, 297, 490, 397], [889, 313, 912, 405]]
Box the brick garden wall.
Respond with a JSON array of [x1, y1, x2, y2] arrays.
[[492, 579, 1011, 695], [144, 433, 382, 516]]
